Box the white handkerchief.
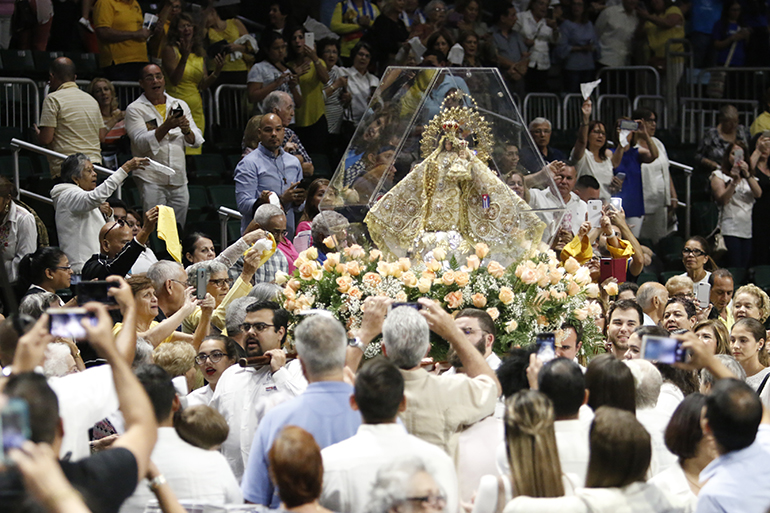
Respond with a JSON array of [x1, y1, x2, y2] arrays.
[[147, 159, 176, 176], [619, 130, 631, 148], [408, 37, 427, 58], [580, 79, 601, 100], [268, 191, 281, 206], [143, 13, 158, 29], [447, 43, 465, 65]]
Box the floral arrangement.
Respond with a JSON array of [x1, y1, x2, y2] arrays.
[[276, 240, 604, 359]]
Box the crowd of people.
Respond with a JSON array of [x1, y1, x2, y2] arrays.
[[3, 0, 770, 512]]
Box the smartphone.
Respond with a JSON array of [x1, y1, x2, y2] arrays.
[[734, 148, 744, 163], [610, 197, 623, 211], [599, 257, 626, 284], [535, 332, 556, 363], [196, 267, 209, 300], [171, 104, 184, 118], [48, 307, 97, 340], [77, 280, 118, 306], [1, 398, 30, 465], [641, 335, 689, 364], [390, 302, 423, 311], [619, 119, 639, 131], [304, 32, 315, 50], [615, 172, 626, 183], [696, 281, 711, 309], [763, 130, 770, 138], [587, 199, 602, 228]]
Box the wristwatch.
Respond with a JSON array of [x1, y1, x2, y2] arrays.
[[148, 474, 167, 491], [348, 336, 366, 353]]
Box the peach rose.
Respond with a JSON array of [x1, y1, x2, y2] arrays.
[[442, 270, 456, 286], [401, 271, 418, 287], [574, 267, 592, 286], [537, 271, 550, 288], [519, 268, 538, 285], [397, 257, 411, 272], [549, 269, 563, 285], [363, 272, 382, 288], [299, 262, 318, 280], [323, 236, 336, 249], [475, 242, 490, 260], [567, 280, 581, 296], [283, 286, 296, 300], [444, 291, 463, 309], [573, 307, 588, 321], [487, 261, 506, 279], [304, 247, 319, 260], [472, 293, 487, 308], [486, 307, 500, 321], [537, 314, 547, 325], [395, 291, 408, 302], [563, 257, 580, 275], [433, 247, 447, 261], [587, 301, 602, 317], [551, 290, 567, 300], [284, 298, 296, 311], [389, 263, 403, 279], [465, 255, 481, 271], [586, 283, 600, 298], [505, 319, 518, 333], [603, 281, 619, 296], [274, 271, 289, 285], [335, 263, 347, 274], [369, 249, 383, 262], [421, 270, 436, 281], [455, 271, 470, 288], [348, 287, 362, 300], [346, 260, 362, 276], [287, 279, 302, 292], [344, 244, 365, 259], [417, 277, 433, 294], [498, 287, 515, 305], [427, 259, 442, 273], [377, 260, 391, 277], [336, 276, 353, 293]]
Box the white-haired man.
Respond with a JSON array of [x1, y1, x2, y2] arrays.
[[519, 117, 566, 173]]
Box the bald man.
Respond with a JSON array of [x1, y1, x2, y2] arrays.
[[637, 282, 669, 326], [38, 57, 106, 178], [234, 113, 304, 236], [81, 207, 159, 280]]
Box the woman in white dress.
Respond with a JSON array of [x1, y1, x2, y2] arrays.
[[572, 100, 613, 202]]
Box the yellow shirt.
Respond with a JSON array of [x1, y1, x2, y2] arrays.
[[207, 19, 247, 72], [93, 0, 148, 67], [645, 6, 684, 60], [330, 1, 380, 57], [288, 59, 327, 128], [113, 321, 174, 345], [181, 275, 252, 334], [751, 112, 770, 137]]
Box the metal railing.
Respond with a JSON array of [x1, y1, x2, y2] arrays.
[[670, 160, 693, 239], [10, 138, 122, 202], [695, 67, 770, 102], [597, 66, 661, 98], [679, 97, 758, 144], [0, 78, 39, 129], [562, 93, 588, 130], [633, 95, 668, 129], [218, 206, 242, 251], [522, 93, 561, 130], [596, 94, 632, 130], [214, 83, 249, 130]]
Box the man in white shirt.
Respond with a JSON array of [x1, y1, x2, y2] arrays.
[[595, 0, 638, 67], [537, 358, 590, 485], [625, 358, 678, 477], [210, 300, 307, 480], [529, 164, 587, 241], [320, 358, 458, 513], [120, 364, 242, 513], [637, 282, 669, 327], [125, 63, 203, 228]]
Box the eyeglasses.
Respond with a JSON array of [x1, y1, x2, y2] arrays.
[[590, 129, 606, 135], [170, 279, 187, 287], [209, 278, 233, 288], [460, 327, 489, 336], [102, 219, 126, 240], [406, 495, 447, 508], [682, 248, 706, 257], [268, 229, 289, 240], [195, 351, 226, 365], [54, 265, 72, 271], [240, 322, 275, 333]]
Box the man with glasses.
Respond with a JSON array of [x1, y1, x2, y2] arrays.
[[81, 207, 159, 281], [210, 300, 307, 480], [248, 204, 295, 284], [519, 117, 566, 173]]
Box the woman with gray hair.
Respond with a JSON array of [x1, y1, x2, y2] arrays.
[[311, 211, 350, 259], [50, 152, 148, 274], [365, 457, 446, 513]]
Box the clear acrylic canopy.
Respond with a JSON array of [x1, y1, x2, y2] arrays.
[[319, 67, 566, 264]]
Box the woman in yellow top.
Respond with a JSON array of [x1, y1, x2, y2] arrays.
[[287, 27, 330, 155], [204, 5, 253, 84], [162, 13, 224, 155], [638, 0, 684, 81], [330, 0, 380, 61]]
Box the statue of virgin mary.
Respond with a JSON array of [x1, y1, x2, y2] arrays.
[[365, 93, 545, 266]]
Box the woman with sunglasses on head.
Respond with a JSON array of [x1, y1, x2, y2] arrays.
[[187, 335, 239, 407], [680, 236, 716, 287]]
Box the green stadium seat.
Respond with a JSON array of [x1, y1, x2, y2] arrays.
[[751, 266, 770, 290], [309, 153, 332, 179], [64, 52, 99, 79], [636, 272, 658, 285], [0, 155, 36, 181], [0, 49, 34, 75], [660, 270, 681, 284], [209, 184, 236, 210], [727, 267, 747, 286], [691, 202, 719, 238], [32, 51, 64, 75], [226, 153, 242, 171], [188, 154, 226, 184]]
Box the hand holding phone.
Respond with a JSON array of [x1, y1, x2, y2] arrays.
[[641, 335, 690, 364], [196, 267, 209, 300], [48, 308, 97, 340], [1, 398, 31, 465], [77, 281, 119, 306], [587, 199, 602, 228], [536, 332, 556, 363]]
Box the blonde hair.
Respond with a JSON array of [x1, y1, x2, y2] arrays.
[[243, 115, 264, 151], [153, 341, 196, 377], [734, 284, 770, 323], [665, 275, 694, 298], [87, 78, 119, 112], [505, 390, 565, 498], [175, 405, 229, 449], [693, 319, 731, 355]]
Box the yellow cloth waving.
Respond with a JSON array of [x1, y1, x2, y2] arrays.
[[157, 206, 182, 263]]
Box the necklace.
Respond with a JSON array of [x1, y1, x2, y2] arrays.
[[684, 471, 702, 492]]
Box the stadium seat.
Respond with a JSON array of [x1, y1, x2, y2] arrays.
[[0, 49, 35, 75], [308, 153, 332, 179], [659, 270, 681, 284], [636, 272, 659, 285], [64, 52, 99, 80], [0, 155, 36, 181], [187, 185, 212, 223], [209, 184, 237, 210], [32, 51, 64, 76], [727, 267, 747, 286], [187, 154, 226, 184], [751, 266, 770, 290]]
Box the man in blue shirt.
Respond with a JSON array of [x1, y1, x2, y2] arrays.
[[235, 113, 304, 236], [241, 314, 362, 506], [697, 378, 770, 513]]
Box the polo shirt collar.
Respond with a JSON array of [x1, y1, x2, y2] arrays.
[[57, 82, 78, 91], [257, 143, 284, 159]]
